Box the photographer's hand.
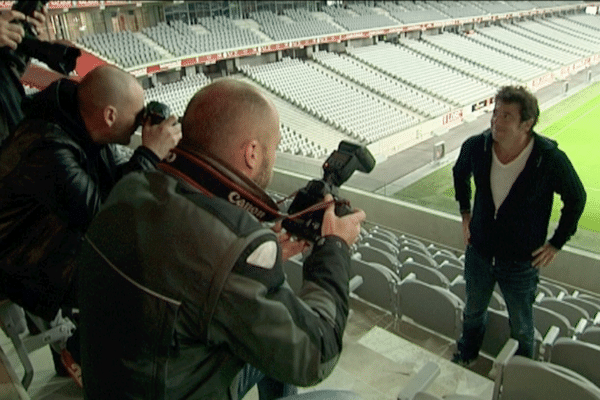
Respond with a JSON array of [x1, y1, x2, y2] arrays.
[[272, 221, 310, 261], [321, 194, 366, 247], [27, 6, 49, 41], [141, 115, 182, 160], [0, 10, 26, 50]]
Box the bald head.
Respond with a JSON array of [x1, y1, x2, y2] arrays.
[[78, 65, 141, 117], [181, 78, 278, 158], [77, 65, 144, 144], [181, 78, 280, 188]]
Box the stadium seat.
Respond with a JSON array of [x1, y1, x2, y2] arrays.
[[398, 276, 463, 340], [549, 337, 600, 387]]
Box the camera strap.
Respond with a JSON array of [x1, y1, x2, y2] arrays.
[[158, 148, 284, 222]]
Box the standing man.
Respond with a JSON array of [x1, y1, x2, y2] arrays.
[[76, 78, 366, 400], [452, 85, 586, 365]]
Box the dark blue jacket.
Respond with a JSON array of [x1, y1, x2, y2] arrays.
[[453, 129, 586, 261]]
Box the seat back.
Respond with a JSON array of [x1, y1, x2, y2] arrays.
[[398, 278, 464, 340], [562, 296, 600, 318], [402, 260, 450, 288], [499, 355, 600, 400], [438, 260, 464, 282], [580, 326, 600, 346], [398, 247, 437, 268], [533, 305, 572, 338], [356, 245, 401, 274], [350, 258, 400, 315], [362, 236, 399, 255], [549, 337, 600, 387], [537, 298, 589, 328]]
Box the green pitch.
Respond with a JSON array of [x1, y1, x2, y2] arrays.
[[393, 81, 600, 252]]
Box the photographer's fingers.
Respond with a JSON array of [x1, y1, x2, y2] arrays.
[[0, 11, 25, 50], [321, 194, 366, 247], [28, 9, 49, 40], [141, 115, 182, 160]]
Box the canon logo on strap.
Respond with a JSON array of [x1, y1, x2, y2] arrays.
[[228, 191, 266, 220]]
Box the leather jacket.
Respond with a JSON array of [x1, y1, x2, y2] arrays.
[[0, 78, 159, 320], [77, 168, 352, 400]]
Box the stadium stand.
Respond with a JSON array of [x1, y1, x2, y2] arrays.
[[322, 4, 399, 31], [78, 31, 163, 68], [346, 42, 496, 107], [422, 32, 550, 82], [239, 57, 418, 143], [143, 72, 211, 117], [250, 10, 340, 41], [312, 50, 450, 117]]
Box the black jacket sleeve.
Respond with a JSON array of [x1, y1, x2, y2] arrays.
[[548, 149, 586, 249], [453, 137, 476, 213]]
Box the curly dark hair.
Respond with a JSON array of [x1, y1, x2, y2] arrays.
[[495, 86, 540, 131]]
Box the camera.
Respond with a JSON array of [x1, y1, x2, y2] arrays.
[[136, 101, 172, 126], [2, 0, 81, 75], [282, 141, 376, 242]]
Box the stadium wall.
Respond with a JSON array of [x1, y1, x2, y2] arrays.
[[270, 169, 600, 295]]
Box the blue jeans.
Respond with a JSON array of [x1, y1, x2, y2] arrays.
[[457, 245, 539, 360], [237, 364, 298, 400]]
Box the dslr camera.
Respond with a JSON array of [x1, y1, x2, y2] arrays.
[[282, 141, 376, 242], [136, 101, 172, 126], [3, 0, 81, 75]]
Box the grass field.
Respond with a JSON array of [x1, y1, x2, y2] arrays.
[[393, 81, 600, 253]]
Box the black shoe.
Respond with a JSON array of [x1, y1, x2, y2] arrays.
[[451, 352, 477, 368]]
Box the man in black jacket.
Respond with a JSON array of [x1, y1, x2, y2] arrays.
[[0, 64, 181, 322], [452, 86, 586, 365]]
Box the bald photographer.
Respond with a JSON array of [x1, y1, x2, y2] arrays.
[[0, 65, 181, 373]]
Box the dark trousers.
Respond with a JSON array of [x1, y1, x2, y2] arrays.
[[457, 245, 539, 359]]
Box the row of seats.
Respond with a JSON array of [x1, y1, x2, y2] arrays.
[[422, 32, 547, 84], [312, 50, 450, 118], [78, 31, 163, 69], [347, 42, 496, 107], [239, 57, 419, 144], [398, 338, 600, 400], [142, 74, 328, 160], [398, 39, 514, 88], [278, 124, 329, 159], [143, 72, 211, 118], [297, 224, 600, 365], [321, 5, 399, 31]]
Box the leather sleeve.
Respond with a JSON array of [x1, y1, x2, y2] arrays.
[[208, 234, 351, 387]]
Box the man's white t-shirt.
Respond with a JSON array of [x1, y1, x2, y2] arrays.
[[490, 139, 534, 212]]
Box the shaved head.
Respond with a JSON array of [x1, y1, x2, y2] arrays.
[[77, 65, 145, 145], [181, 78, 278, 159], [181, 78, 281, 189], [78, 65, 141, 117]]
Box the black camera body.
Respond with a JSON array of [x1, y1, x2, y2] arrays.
[[3, 0, 81, 75], [143, 101, 172, 125], [282, 141, 376, 242]]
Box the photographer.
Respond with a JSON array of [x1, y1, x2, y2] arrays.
[[76, 78, 366, 399], [0, 6, 48, 144], [0, 65, 181, 370]]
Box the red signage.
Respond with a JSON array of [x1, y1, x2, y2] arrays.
[[181, 57, 198, 67]]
